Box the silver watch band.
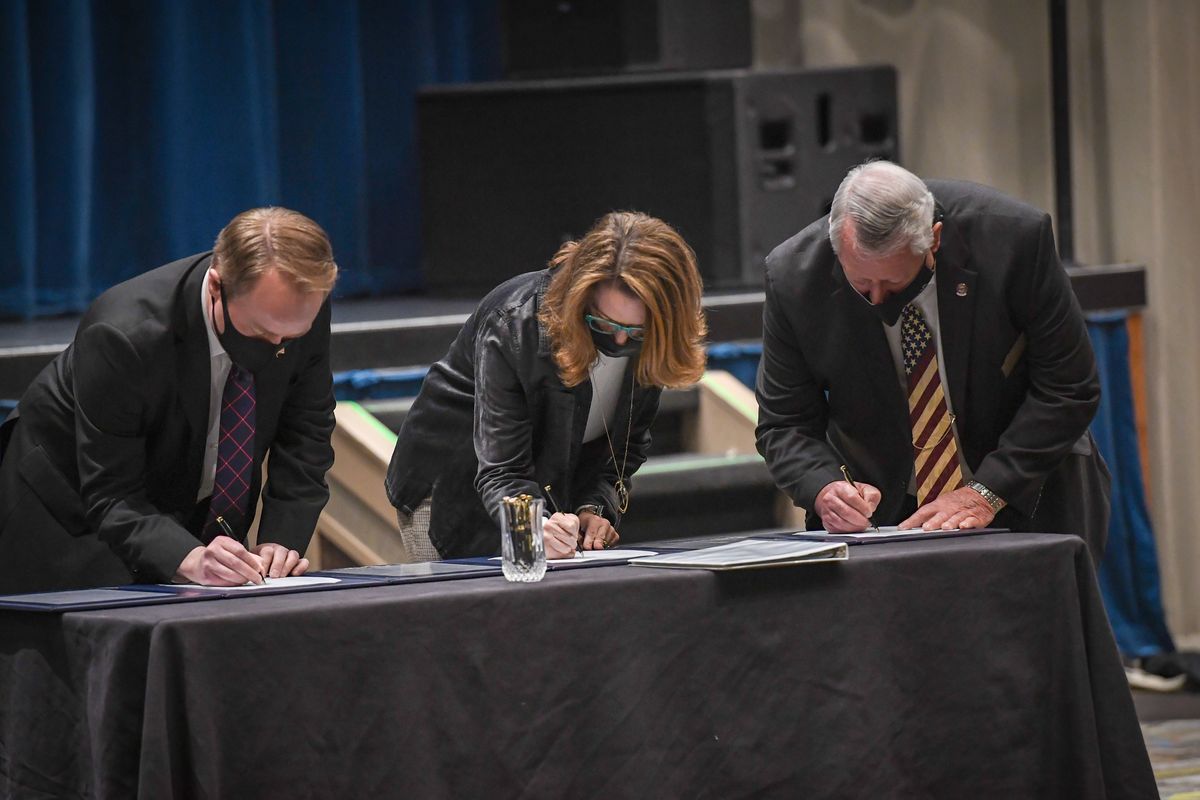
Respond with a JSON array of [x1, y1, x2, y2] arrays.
[[966, 480, 1006, 513]]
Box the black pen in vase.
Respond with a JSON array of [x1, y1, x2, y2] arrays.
[[839, 466, 880, 532]]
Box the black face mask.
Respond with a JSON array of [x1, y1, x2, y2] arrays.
[[215, 282, 286, 373], [590, 327, 643, 359], [852, 258, 936, 327]]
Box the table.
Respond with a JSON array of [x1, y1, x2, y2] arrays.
[[0, 533, 1156, 798]]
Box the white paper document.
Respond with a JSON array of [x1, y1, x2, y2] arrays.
[[825, 526, 927, 540], [489, 549, 658, 568], [630, 539, 848, 571], [548, 548, 659, 567], [169, 576, 341, 592]]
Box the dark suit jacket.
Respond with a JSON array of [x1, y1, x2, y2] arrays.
[[0, 253, 335, 592], [755, 180, 1110, 558], [386, 269, 660, 558]]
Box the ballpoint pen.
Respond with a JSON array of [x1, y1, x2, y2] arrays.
[[839, 466, 880, 532], [216, 516, 266, 583], [543, 484, 582, 552]]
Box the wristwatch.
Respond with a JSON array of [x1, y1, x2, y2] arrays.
[[575, 504, 604, 518], [966, 480, 1006, 513]]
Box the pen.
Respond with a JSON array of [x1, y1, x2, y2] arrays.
[[543, 484, 582, 553], [216, 516, 266, 583], [839, 466, 880, 532]]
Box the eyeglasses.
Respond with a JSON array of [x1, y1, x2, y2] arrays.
[[584, 313, 645, 341]]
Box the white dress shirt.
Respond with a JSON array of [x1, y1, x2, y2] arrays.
[[198, 275, 233, 501], [583, 353, 629, 443]]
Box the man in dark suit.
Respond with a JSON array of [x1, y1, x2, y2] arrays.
[[0, 207, 338, 593], [756, 161, 1109, 559]]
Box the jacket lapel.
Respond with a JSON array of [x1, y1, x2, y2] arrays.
[[934, 223, 976, 423], [174, 255, 215, 499], [829, 262, 908, 417]]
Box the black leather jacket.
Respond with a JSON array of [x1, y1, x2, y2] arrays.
[[386, 268, 662, 558]]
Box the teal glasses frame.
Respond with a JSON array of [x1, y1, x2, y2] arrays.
[[584, 313, 645, 341]]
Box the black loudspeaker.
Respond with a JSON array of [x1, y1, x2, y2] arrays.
[[501, 0, 751, 78], [418, 67, 898, 294]]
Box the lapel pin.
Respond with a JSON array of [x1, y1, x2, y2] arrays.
[[955, 282, 968, 297]]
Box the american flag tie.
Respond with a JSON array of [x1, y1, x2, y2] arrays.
[[901, 303, 963, 504], [202, 365, 256, 542]]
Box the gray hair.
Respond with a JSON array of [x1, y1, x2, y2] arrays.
[[828, 161, 935, 258]]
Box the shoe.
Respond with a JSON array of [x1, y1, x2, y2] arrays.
[[1124, 657, 1188, 692]]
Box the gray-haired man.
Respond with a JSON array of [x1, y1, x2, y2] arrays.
[[755, 161, 1109, 559]]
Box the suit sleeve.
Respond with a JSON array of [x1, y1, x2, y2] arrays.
[[754, 260, 844, 511], [73, 322, 201, 581], [256, 300, 336, 552], [972, 213, 1100, 514], [473, 313, 542, 524], [575, 384, 662, 528]]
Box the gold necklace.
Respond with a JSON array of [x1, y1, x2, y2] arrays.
[[589, 363, 636, 513]]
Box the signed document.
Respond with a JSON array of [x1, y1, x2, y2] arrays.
[[171, 576, 342, 591], [629, 539, 848, 571]]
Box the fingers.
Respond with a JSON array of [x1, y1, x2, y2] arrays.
[[583, 526, 606, 550], [543, 517, 578, 545], [543, 529, 576, 559], [822, 495, 872, 532], [903, 488, 995, 531], [861, 484, 882, 510], [258, 545, 283, 578], [211, 539, 264, 584], [261, 545, 302, 578], [899, 506, 935, 530], [814, 481, 879, 533], [582, 519, 618, 550], [545, 513, 582, 554], [549, 512, 580, 538], [251, 543, 307, 577]]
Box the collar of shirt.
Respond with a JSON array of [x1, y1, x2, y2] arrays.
[[200, 269, 227, 361]]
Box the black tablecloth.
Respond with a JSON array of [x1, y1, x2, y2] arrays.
[[0, 533, 1156, 799]]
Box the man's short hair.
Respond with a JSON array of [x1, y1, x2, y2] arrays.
[[213, 207, 338, 297], [828, 161, 935, 258]]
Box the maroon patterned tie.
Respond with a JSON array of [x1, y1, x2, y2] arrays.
[[202, 365, 256, 542]]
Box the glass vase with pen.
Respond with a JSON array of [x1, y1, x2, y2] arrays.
[[499, 494, 547, 582]]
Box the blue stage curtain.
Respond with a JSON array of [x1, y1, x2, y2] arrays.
[[1087, 312, 1175, 658], [0, 0, 499, 319]]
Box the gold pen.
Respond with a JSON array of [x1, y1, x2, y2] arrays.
[[542, 485, 561, 514], [839, 466, 880, 532]]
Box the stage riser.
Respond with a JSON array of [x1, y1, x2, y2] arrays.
[[0, 265, 1146, 400]]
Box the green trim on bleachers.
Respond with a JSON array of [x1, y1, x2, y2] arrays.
[[341, 400, 399, 446]]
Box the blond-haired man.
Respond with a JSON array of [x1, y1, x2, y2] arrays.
[[0, 208, 338, 592]]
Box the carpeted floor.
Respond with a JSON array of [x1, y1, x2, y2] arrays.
[[1143, 718, 1200, 798]]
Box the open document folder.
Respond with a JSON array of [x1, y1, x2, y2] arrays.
[[629, 538, 848, 571]]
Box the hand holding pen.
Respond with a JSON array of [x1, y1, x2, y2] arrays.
[[541, 485, 582, 558], [812, 466, 882, 533]]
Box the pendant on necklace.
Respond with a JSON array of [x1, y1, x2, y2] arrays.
[[616, 479, 630, 514]]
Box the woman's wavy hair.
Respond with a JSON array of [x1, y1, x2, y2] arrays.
[[539, 211, 707, 389]]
